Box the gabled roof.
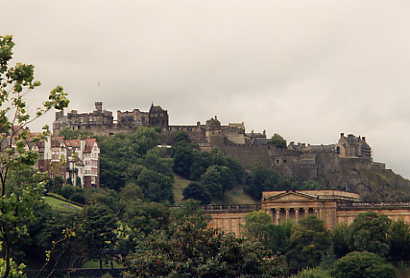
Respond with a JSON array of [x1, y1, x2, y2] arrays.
[[84, 138, 97, 153], [264, 191, 318, 202], [65, 139, 81, 148]]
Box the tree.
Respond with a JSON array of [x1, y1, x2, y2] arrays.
[[80, 205, 118, 262], [332, 251, 395, 278], [189, 151, 212, 181], [332, 223, 352, 258], [58, 127, 94, 140], [124, 205, 275, 278], [172, 144, 193, 178], [182, 182, 211, 205], [388, 219, 410, 261], [291, 268, 331, 278], [286, 216, 331, 272], [267, 133, 287, 148], [245, 167, 283, 200], [200, 165, 235, 201], [0, 35, 69, 278], [136, 168, 174, 203], [349, 212, 391, 257], [98, 128, 161, 190], [243, 211, 292, 256]]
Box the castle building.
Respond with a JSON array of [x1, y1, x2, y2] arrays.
[[53, 102, 170, 136], [337, 133, 372, 160], [206, 190, 410, 235]]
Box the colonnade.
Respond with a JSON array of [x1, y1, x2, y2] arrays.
[[269, 207, 320, 224]]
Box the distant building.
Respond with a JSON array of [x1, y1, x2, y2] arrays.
[[207, 190, 410, 236], [36, 136, 100, 187]]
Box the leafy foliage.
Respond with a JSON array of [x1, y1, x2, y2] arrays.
[[182, 182, 211, 205], [291, 268, 331, 278], [333, 251, 395, 278], [286, 216, 331, 272], [243, 210, 292, 256], [349, 212, 391, 257], [267, 133, 287, 148], [244, 167, 284, 200], [124, 203, 276, 278], [58, 127, 94, 140]]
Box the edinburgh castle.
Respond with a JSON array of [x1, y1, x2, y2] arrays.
[[53, 102, 395, 197]]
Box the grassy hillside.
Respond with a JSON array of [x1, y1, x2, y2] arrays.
[[224, 185, 257, 204], [173, 175, 192, 203], [173, 174, 256, 204], [43, 195, 83, 213]]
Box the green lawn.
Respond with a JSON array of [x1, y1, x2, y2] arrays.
[[173, 175, 191, 203], [43, 196, 83, 213]]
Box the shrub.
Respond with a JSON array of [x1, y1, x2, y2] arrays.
[[291, 268, 331, 278], [333, 251, 395, 278], [70, 192, 86, 204]]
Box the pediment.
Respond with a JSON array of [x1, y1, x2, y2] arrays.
[[264, 191, 317, 202]]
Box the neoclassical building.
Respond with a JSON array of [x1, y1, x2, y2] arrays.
[[206, 190, 410, 235]]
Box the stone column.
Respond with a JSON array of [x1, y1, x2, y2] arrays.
[[285, 208, 290, 222], [275, 209, 280, 225], [295, 208, 299, 223]]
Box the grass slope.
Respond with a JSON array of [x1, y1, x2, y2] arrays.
[[43, 195, 83, 213], [224, 185, 257, 204], [173, 175, 191, 203], [173, 174, 256, 204]]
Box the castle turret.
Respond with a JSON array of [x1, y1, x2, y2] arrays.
[[95, 102, 103, 112]]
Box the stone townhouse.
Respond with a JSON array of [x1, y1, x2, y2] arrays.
[[35, 136, 100, 187]]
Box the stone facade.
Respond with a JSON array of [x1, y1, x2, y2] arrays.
[[36, 136, 100, 187], [207, 190, 410, 235], [53, 102, 169, 136]]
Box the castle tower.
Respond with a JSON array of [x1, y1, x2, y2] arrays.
[[148, 103, 169, 130], [95, 102, 103, 112]]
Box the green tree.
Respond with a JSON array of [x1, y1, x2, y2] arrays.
[[182, 182, 211, 205], [124, 205, 275, 278], [245, 167, 283, 200], [172, 144, 193, 178], [388, 219, 410, 261], [0, 35, 69, 278], [136, 168, 174, 203], [267, 133, 287, 148], [286, 216, 331, 272], [189, 151, 212, 180], [332, 251, 395, 278], [243, 211, 292, 256], [98, 128, 161, 190], [332, 223, 352, 258], [349, 212, 391, 257], [200, 165, 236, 201], [80, 205, 118, 261], [291, 268, 331, 278], [58, 127, 94, 140]]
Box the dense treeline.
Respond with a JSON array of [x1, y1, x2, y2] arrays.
[[243, 210, 409, 278]]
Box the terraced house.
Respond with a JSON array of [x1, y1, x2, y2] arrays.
[[35, 136, 100, 187]]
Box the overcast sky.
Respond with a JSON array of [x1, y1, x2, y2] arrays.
[[3, 0, 410, 177]]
